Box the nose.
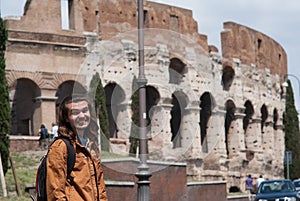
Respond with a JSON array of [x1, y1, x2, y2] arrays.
[[78, 111, 85, 118]]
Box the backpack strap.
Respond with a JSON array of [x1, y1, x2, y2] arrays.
[[60, 137, 76, 182]]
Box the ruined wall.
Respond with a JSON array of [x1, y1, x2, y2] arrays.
[[98, 0, 208, 51], [221, 21, 287, 77], [4, 0, 287, 194]]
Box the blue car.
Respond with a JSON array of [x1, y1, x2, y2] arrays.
[[255, 179, 300, 201], [293, 179, 300, 194]]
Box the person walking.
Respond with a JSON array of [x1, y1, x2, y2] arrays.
[[256, 175, 265, 189], [39, 124, 48, 149], [245, 174, 253, 193], [245, 174, 254, 201], [45, 94, 107, 201], [51, 122, 58, 138]]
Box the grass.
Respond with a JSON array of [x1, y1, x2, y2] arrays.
[[0, 150, 128, 200], [0, 151, 44, 201]]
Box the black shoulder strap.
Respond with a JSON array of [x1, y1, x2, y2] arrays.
[[60, 137, 76, 182]]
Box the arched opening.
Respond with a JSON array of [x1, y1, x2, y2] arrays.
[[169, 58, 186, 84], [243, 100, 254, 153], [225, 100, 236, 158], [129, 84, 160, 154], [170, 91, 188, 148], [11, 78, 41, 135], [243, 101, 254, 131], [222, 66, 235, 91], [200, 92, 214, 153], [273, 108, 278, 130], [104, 83, 125, 138], [261, 104, 268, 133], [146, 86, 160, 126]]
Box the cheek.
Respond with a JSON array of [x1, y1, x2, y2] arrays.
[[68, 115, 76, 124]]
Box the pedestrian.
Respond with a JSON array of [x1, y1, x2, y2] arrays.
[[39, 124, 48, 149], [245, 174, 253, 193], [51, 122, 58, 138], [256, 175, 265, 188], [45, 94, 107, 200]]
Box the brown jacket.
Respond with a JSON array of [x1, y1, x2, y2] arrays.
[[46, 137, 107, 201]]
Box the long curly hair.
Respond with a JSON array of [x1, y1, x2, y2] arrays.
[[58, 94, 99, 143]]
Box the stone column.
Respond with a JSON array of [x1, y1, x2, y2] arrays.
[[274, 123, 285, 176], [261, 116, 275, 171], [227, 109, 247, 171], [34, 89, 57, 136], [206, 109, 227, 157], [148, 102, 174, 160], [115, 102, 132, 139], [245, 117, 262, 152], [180, 103, 201, 159], [201, 107, 228, 181], [228, 110, 246, 158]]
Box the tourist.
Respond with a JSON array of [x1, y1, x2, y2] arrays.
[[245, 174, 254, 193], [46, 94, 107, 200], [51, 122, 58, 138], [256, 175, 265, 188], [39, 124, 48, 149]]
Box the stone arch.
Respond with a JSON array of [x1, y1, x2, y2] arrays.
[[273, 108, 279, 130], [199, 92, 215, 153], [10, 78, 41, 135], [104, 82, 126, 138], [243, 100, 254, 131], [225, 99, 236, 158], [170, 91, 188, 148], [261, 104, 268, 133], [146, 85, 160, 122], [243, 100, 254, 150], [169, 57, 187, 84], [222, 65, 235, 91]]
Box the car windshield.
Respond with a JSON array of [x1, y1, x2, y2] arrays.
[[294, 180, 300, 188], [258, 180, 295, 194]]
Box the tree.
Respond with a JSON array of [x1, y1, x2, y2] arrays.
[[129, 76, 139, 154], [89, 72, 110, 151], [0, 17, 11, 174], [283, 79, 300, 179]]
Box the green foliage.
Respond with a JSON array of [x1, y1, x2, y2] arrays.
[[129, 76, 139, 154], [0, 150, 125, 200], [0, 17, 11, 174], [0, 151, 43, 200], [283, 80, 300, 179], [89, 72, 110, 151]]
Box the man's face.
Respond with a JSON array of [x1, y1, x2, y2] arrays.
[[66, 100, 91, 132]]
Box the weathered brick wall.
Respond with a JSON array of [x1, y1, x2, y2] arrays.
[[221, 21, 287, 76], [10, 136, 40, 152], [188, 181, 227, 201], [102, 159, 188, 201]]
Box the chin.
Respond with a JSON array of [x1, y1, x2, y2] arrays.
[[76, 124, 89, 130]]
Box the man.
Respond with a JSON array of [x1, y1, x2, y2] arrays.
[[46, 94, 107, 201], [256, 175, 265, 188], [245, 174, 253, 194], [51, 122, 58, 138]]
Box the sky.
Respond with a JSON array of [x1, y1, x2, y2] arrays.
[[1, 0, 300, 110]]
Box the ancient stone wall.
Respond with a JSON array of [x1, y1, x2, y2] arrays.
[[221, 21, 287, 76], [4, 0, 287, 193]]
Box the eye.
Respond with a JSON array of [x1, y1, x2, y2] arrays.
[[70, 110, 80, 115], [82, 107, 89, 113]]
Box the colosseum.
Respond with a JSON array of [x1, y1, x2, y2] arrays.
[[4, 0, 287, 192]]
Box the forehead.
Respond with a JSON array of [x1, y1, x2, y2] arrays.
[[66, 100, 89, 110]]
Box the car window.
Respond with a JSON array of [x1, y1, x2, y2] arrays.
[[294, 181, 300, 187], [259, 181, 295, 194]]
